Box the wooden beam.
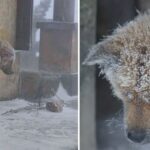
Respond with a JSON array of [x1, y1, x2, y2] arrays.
[[15, 0, 33, 50]]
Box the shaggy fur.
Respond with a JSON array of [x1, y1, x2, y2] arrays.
[[84, 11, 150, 103], [84, 11, 150, 143], [0, 40, 15, 75]]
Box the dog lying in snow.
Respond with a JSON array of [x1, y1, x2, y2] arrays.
[[0, 40, 15, 75], [84, 11, 150, 144]]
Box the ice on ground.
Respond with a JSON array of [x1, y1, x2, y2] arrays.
[[0, 99, 78, 150]]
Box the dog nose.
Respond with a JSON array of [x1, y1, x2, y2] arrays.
[[127, 129, 146, 143]]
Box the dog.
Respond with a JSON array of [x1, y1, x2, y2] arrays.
[[84, 11, 150, 144], [0, 40, 15, 75]]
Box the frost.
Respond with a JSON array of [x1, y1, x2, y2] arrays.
[[85, 12, 150, 103]]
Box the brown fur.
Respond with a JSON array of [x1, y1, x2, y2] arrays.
[[84, 11, 150, 143], [125, 101, 150, 129], [0, 40, 15, 75]]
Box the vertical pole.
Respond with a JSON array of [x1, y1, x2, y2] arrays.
[[80, 0, 97, 149], [53, 0, 75, 22]]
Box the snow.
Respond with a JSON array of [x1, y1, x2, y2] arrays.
[[0, 89, 77, 150], [34, 0, 54, 20], [45, 0, 54, 19], [50, 83, 77, 102]]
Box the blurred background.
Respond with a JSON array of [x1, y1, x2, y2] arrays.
[[0, 0, 78, 103], [0, 0, 78, 149], [80, 0, 150, 150]]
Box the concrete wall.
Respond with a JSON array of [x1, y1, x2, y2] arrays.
[[0, 0, 18, 100], [0, 0, 17, 46]]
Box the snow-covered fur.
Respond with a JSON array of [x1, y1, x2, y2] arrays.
[[84, 12, 150, 103]]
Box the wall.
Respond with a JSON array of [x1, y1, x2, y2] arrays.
[[138, 0, 150, 11], [0, 0, 18, 100], [0, 0, 17, 46]]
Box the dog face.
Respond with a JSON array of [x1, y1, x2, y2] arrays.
[[124, 100, 150, 144], [84, 13, 150, 144], [0, 40, 15, 75]]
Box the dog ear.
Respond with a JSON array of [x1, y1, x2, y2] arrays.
[[83, 36, 123, 72]]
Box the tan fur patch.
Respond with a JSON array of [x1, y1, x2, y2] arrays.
[[125, 100, 150, 129]]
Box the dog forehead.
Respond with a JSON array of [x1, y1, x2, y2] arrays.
[[0, 40, 14, 54]]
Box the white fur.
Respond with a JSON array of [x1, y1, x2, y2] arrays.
[[85, 11, 150, 103]]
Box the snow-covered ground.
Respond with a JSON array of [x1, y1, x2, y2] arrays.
[[0, 83, 78, 150]]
